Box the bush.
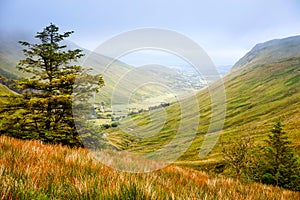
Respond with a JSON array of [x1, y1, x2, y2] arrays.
[[111, 122, 119, 128], [102, 124, 111, 129]]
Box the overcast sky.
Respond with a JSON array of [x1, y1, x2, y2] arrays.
[[1, 0, 300, 66]]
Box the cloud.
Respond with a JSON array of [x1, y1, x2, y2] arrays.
[[1, 0, 300, 65]]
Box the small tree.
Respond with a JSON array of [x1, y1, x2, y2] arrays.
[[222, 135, 253, 179], [0, 24, 104, 147], [259, 120, 300, 190]]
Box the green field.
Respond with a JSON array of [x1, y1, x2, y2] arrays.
[[105, 57, 300, 168]]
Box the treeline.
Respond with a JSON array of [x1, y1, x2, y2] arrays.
[[127, 102, 171, 116]]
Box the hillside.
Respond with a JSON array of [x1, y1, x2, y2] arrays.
[[0, 32, 129, 78], [0, 33, 143, 105], [85, 53, 200, 107], [0, 33, 26, 77], [0, 33, 205, 107], [0, 135, 298, 199], [0, 83, 17, 101], [233, 35, 300, 69], [105, 36, 300, 167], [0, 83, 13, 94]]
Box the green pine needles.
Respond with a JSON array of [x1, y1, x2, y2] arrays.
[[259, 120, 300, 190], [0, 24, 104, 147]]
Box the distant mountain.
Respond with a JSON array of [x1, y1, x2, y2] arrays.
[[0, 32, 28, 77], [232, 35, 300, 69], [0, 32, 128, 78], [0, 32, 206, 106], [0, 33, 136, 104], [217, 65, 232, 76]]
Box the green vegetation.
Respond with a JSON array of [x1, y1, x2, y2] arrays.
[[106, 57, 300, 161], [104, 56, 300, 194], [0, 24, 104, 147], [221, 135, 253, 180], [0, 83, 15, 95], [254, 121, 300, 190], [0, 135, 299, 199], [0, 26, 299, 198], [221, 121, 300, 191]]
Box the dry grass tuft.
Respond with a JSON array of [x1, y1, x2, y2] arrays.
[[0, 136, 299, 199]]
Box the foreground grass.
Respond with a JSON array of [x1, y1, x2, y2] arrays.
[[0, 136, 299, 199]]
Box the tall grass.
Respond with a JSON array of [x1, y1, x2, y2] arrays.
[[0, 136, 299, 199]]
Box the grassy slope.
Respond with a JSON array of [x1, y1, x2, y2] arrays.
[[0, 83, 17, 102], [0, 44, 191, 106], [81, 52, 201, 107], [106, 57, 300, 167], [0, 135, 299, 199], [233, 35, 300, 69], [0, 83, 19, 132], [0, 33, 27, 77], [0, 83, 13, 94]]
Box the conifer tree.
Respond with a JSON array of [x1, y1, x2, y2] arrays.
[[259, 120, 300, 191], [0, 24, 104, 147]]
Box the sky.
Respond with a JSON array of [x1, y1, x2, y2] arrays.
[[1, 0, 300, 66]]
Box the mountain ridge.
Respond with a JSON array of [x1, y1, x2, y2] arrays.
[[232, 35, 300, 69]]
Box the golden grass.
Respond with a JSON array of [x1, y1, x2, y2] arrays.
[[0, 136, 299, 199]]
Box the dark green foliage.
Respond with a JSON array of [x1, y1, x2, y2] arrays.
[[221, 121, 300, 191], [101, 122, 119, 129], [102, 124, 111, 129], [251, 121, 300, 191], [111, 122, 119, 128], [0, 24, 104, 147]]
